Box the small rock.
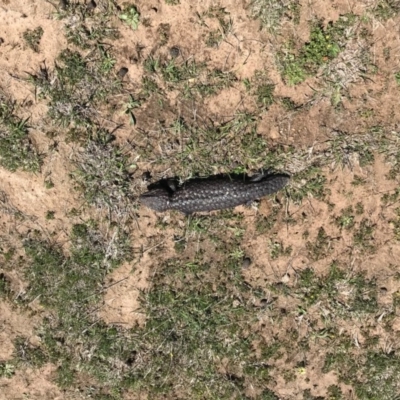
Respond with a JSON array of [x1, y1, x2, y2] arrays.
[[269, 127, 280, 139], [281, 273, 290, 283]]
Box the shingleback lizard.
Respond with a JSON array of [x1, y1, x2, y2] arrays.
[[140, 172, 289, 215]]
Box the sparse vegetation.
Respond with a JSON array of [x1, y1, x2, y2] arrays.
[[0, 95, 42, 172], [1, 0, 400, 399], [279, 15, 357, 84], [23, 27, 44, 52], [250, 0, 300, 32], [29, 48, 121, 127], [72, 129, 134, 215], [20, 223, 131, 390], [335, 206, 355, 230]]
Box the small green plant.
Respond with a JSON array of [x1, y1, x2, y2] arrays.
[[203, 6, 233, 47], [327, 385, 343, 400], [280, 97, 298, 110], [23, 27, 44, 52], [351, 175, 367, 186], [395, 71, 400, 85], [301, 25, 341, 70], [140, 76, 161, 99], [99, 46, 116, 73], [256, 82, 275, 109], [269, 240, 292, 259], [123, 94, 141, 125], [279, 51, 306, 85], [0, 362, 15, 378], [335, 206, 355, 230], [355, 202, 364, 215], [256, 207, 280, 233], [119, 5, 140, 30], [45, 211, 55, 220], [44, 179, 54, 189]]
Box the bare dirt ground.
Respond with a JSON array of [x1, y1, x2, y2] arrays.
[[1, 0, 400, 399]]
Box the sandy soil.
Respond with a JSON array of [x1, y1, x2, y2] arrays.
[[1, 0, 400, 399]]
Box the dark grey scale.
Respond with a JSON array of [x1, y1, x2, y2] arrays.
[[140, 173, 290, 214]]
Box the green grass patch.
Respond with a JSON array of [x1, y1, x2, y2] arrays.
[[324, 345, 400, 399], [21, 223, 131, 390], [23, 27, 44, 52], [0, 95, 42, 172], [123, 258, 272, 398], [279, 15, 357, 84], [245, 71, 276, 110], [72, 129, 134, 214], [29, 48, 121, 127], [141, 56, 237, 99], [136, 113, 288, 178], [296, 263, 378, 314], [373, 0, 400, 20], [17, 223, 283, 398], [287, 167, 327, 203], [202, 5, 233, 47], [56, 1, 120, 48]]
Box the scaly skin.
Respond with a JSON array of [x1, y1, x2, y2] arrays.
[[140, 173, 289, 214]]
